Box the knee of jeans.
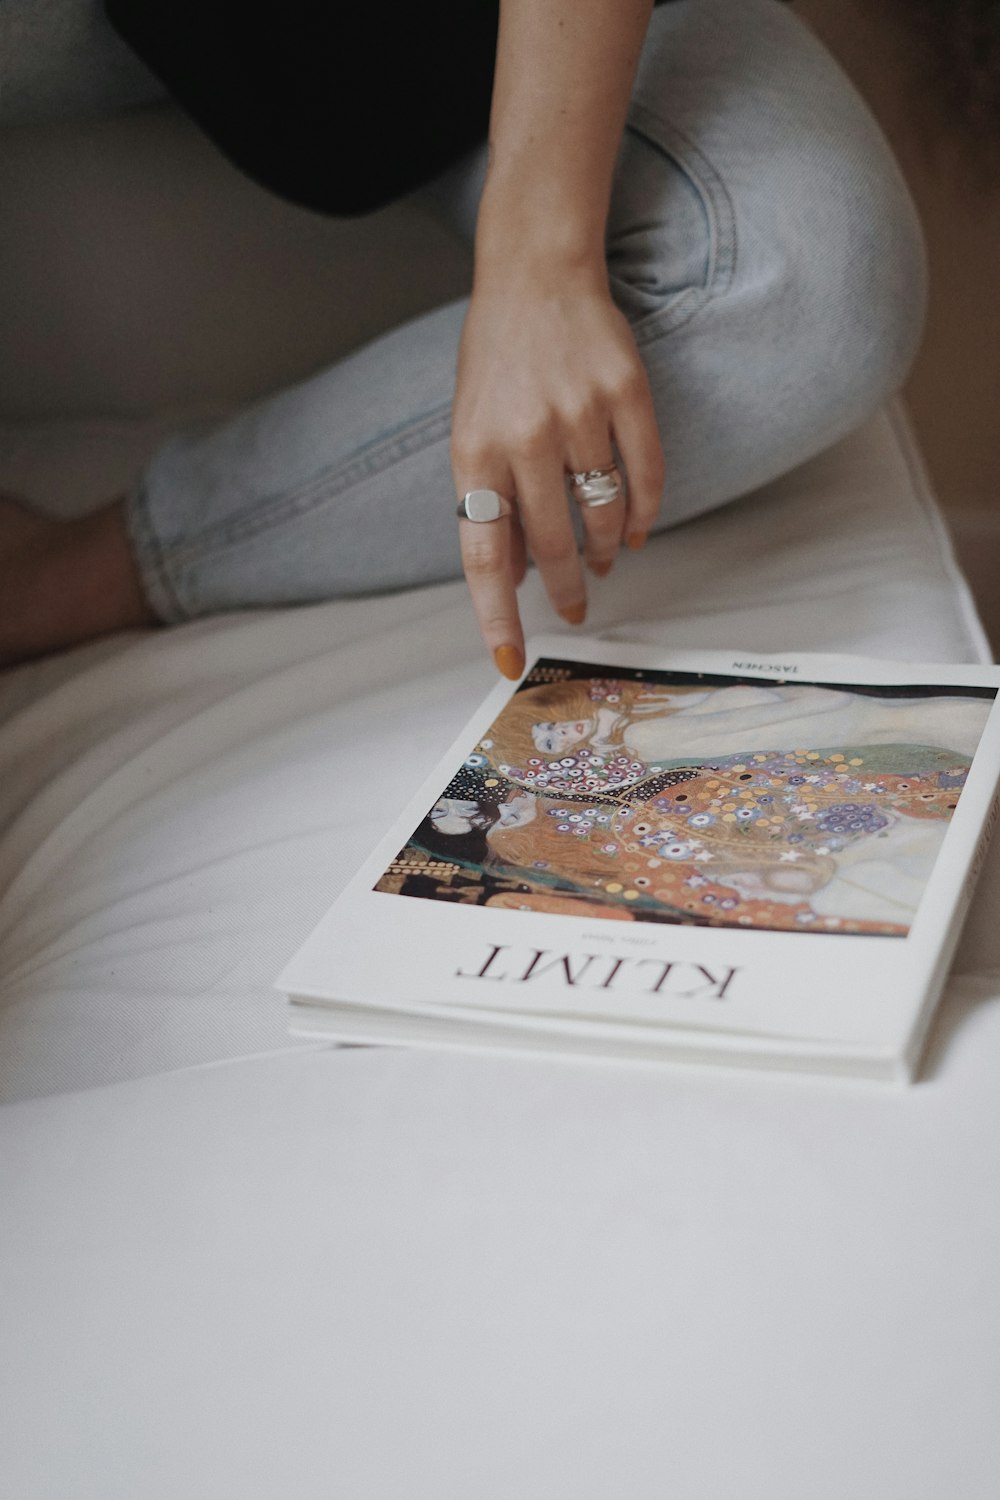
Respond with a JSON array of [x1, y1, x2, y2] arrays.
[[606, 124, 717, 328], [769, 132, 929, 428]]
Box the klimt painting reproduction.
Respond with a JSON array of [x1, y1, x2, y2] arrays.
[[375, 659, 995, 936]]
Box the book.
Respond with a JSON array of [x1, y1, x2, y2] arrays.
[[279, 637, 1000, 1082]]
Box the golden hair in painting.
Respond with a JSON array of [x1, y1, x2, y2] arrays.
[[484, 677, 707, 788]]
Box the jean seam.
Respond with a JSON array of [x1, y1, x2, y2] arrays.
[[617, 103, 738, 348], [153, 401, 454, 573], [128, 477, 190, 623]]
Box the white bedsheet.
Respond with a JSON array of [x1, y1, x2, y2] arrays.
[[4, 1020, 1000, 1500], [0, 401, 996, 1103], [5, 82, 1000, 1498], [4, 405, 1000, 1500]]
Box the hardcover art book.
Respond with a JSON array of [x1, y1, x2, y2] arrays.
[[279, 638, 1000, 1081]]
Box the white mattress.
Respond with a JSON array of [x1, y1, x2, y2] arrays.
[[5, 405, 1000, 1500], [0, 400, 996, 1104], [5, 92, 1000, 1500]]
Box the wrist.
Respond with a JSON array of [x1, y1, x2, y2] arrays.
[[473, 197, 609, 291]]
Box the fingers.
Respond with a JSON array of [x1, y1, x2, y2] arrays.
[[510, 508, 528, 588], [455, 398, 661, 679], [610, 369, 666, 551], [451, 281, 667, 678], [455, 469, 525, 681], [564, 466, 627, 581], [559, 399, 624, 580], [453, 325, 665, 678], [512, 450, 589, 627]]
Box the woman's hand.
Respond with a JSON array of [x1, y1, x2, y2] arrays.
[[451, 0, 661, 679], [452, 257, 665, 679]]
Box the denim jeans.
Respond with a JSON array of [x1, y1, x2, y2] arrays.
[[128, 0, 927, 623]]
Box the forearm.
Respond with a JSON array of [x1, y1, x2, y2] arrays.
[[476, 0, 654, 279], [453, 0, 664, 676]]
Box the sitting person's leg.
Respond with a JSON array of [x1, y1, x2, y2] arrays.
[[0, 2, 167, 663], [611, 0, 926, 526], [0, 0, 926, 658]]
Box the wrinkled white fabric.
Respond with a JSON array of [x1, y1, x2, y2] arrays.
[[0, 402, 994, 1103], [4, 72, 999, 1500]]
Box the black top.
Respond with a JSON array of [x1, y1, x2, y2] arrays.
[[105, 1, 674, 216]]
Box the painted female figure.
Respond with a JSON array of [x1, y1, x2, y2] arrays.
[[482, 748, 972, 933], [449, 670, 994, 932], [483, 676, 991, 799]]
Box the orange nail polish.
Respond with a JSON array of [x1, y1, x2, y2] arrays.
[[559, 602, 587, 627], [494, 645, 525, 680], [590, 559, 613, 579], [626, 531, 648, 552]]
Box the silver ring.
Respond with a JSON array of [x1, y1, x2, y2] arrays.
[[456, 489, 514, 523], [567, 464, 625, 510]]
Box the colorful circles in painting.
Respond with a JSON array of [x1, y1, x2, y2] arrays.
[[816, 803, 890, 836]]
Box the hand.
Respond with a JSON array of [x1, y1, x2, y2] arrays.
[[451, 260, 665, 679]]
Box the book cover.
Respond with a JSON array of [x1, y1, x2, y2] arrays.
[[279, 638, 1000, 1081]]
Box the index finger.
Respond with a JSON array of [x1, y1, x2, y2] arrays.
[[456, 485, 526, 681]]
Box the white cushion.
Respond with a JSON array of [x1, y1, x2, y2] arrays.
[[4, 99, 1000, 1500], [0, 401, 993, 1103], [4, 967, 1000, 1499]]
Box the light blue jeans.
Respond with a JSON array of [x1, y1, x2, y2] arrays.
[[127, 0, 928, 623]]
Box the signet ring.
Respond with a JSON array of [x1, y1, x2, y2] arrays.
[[456, 489, 514, 523]]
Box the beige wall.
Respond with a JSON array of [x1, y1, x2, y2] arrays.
[[793, 0, 1000, 651]]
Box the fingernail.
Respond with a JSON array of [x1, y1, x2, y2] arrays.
[[590, 559, 613, 579], [494, 645, 525, 680], [626, 530, 648, 552], [559, 602, 587, 627]]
